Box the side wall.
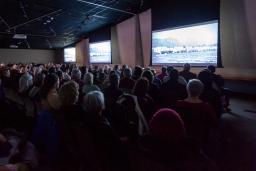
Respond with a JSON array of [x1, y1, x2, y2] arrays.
[[0, 48, 62, 64]]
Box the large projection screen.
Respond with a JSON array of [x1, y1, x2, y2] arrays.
[[89, 41, 111, 64], [152, 21, 218, 66], [64, 47, 76, 63]]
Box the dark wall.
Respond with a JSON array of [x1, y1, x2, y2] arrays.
[[88, 26, 111, 43], [152, 0, 220, 31]]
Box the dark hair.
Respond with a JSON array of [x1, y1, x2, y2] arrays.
[[133, 66, 143, 80], [207, 65, 216, 73], [169, 69, 179, 81], [167, 66, 174, 74], [133, 78, 149, 97], [161, 66, 167, 73], [34, 73, 45, 87], [40, 74, 59, 99], [198, 69, 213, 87], [49, 67, 56, 74], [142, 70, 154, 83], [109, 73, 119, 86], [56, 70, 63, 79]]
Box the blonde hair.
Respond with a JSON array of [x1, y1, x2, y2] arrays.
[[59, 81, 79, 106]]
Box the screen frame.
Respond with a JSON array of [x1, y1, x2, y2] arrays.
[[151, 20, 219, 67], [89, 40, 112, 64], [64, 47, 76, 63]]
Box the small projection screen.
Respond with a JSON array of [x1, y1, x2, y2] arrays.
[[152, 21, 218, 66], [89, 41, 111, 64], [64, 47, 76, 63]]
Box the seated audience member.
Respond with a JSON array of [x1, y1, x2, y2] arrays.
[[120, 64, 128, 79], [95, 72, 106, 90], [71, 68, 83, 87], [104, 73, 123, 113], [160, 69, 187, 108], [29, 73, 45, 101], [83, 91, 128, 171], [179, 63, 197, 82], [113, 65, 121, 76], [143, 108, 217, 171], [151, 69, 162, 88], [198, 69, 223, 118], [82, 73, 100, 95], [0, 130, 38, 171], [176, 79, 217, 144], [56, 70, 65, 87], [157, 66, 168, 82], [119, 68, 135, 93], [133, 78, 155, 122], [132, 66, 143, 81], [31, 74, 61, 168], [19, 66, 33, 95], [61, 66, 71, 81], [142, 70, 159, 101], [1, 68, 12, 88], [207, 65, 230, 112], [163, 66, 187, 85]]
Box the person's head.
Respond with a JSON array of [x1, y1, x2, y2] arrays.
[[98, 72, 106, 83], [122, 64, 128, 71], [161, 66, 167, 73], [114, 65, 119, 71], [198, 69, 213, 87], [3, 68, 10, 78], [49, 67, 56, 74], [71, 68, 81, 80], [183, 63, 191, 72], [59, 81, 79, 106], [167, 66, 174, 74], [123, 68, 132, 78], [133, 78, 149, 97], [207, 65, 216, 74], [109, 73, 120, 87], [56, 70, 64, 81], [187, 79, 204, 98], [83, 91, 105, 115], [169, 68, 179, 81], [34, 73, 45, 87], [84, 73, 94, 85], [133, 66, 143, 80], [40, 74, 59, 99], [142, 70, 154, 83], [149, 108, 185, 144]]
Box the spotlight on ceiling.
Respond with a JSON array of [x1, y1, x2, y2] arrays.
[[13, 34, 27, 39]]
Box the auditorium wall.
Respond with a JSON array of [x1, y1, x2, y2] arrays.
[[0, 48, 63, 64]]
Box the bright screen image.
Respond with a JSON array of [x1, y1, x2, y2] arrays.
[[152, 21, 218, 66], [89, 41, 111, 64], [64, 47, 76, 63]]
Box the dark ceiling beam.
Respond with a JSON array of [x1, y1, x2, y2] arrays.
[[0, 16, 11, 30], [0, 31, 66, 39], [7, 9, 63, 31], [77, 0, 136, 15]]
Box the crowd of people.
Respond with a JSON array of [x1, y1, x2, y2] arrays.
[[0, 62, 229, 171]]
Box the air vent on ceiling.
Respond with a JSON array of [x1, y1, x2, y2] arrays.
[[13, 34, 27, 39]]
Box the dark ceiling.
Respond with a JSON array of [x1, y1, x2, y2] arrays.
[[0, 0, 150, 49]]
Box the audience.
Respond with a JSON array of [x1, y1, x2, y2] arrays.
[[179, 63, 197, 82], [0, 62, 226, 171]]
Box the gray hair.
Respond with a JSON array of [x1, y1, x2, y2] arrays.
[[71, 68, 81, 80], [83, 91, 105, 114], [123, 68, 132, 78], [83, 73, 93, 85], [59, 80, 79, 106], [187, 79, 204, 97]]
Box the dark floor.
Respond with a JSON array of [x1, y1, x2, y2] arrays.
[[215, 96, 256, 171]]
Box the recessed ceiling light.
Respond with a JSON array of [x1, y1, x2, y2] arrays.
[[46, 20, 51, 23]]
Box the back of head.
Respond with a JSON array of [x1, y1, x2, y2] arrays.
[[123, 68, 132, 78], [34, 73, 45, 87], [84, 73, 94, 85], [183, 63, 191, 71], [71, 68, 81, 80], [167, 66, 174, 74], [207, 65, 216, 73], [149, 108, 185, 144], [109, 73, 119, 87], [142, 70, 154, 83], [133, 66, 143, 80], [83, 91, 105, 114], [59, 81, 79, 106], [161, 66, 167, 73], [198, 69, 213, 87], [133, 78, 149, 97], [187, 79, 204, 98], [169, 69, 179, 81], [40, 73, 59, 99]]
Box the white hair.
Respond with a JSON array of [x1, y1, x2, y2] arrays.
[[71, 68, 81, 80], [83, 73, 93, 85], [83, 91, 105, 114]]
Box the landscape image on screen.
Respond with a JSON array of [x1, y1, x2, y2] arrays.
[[152, 21, 218, 65], [64, 47, 76, 62], [90, 41, 111, 64]]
